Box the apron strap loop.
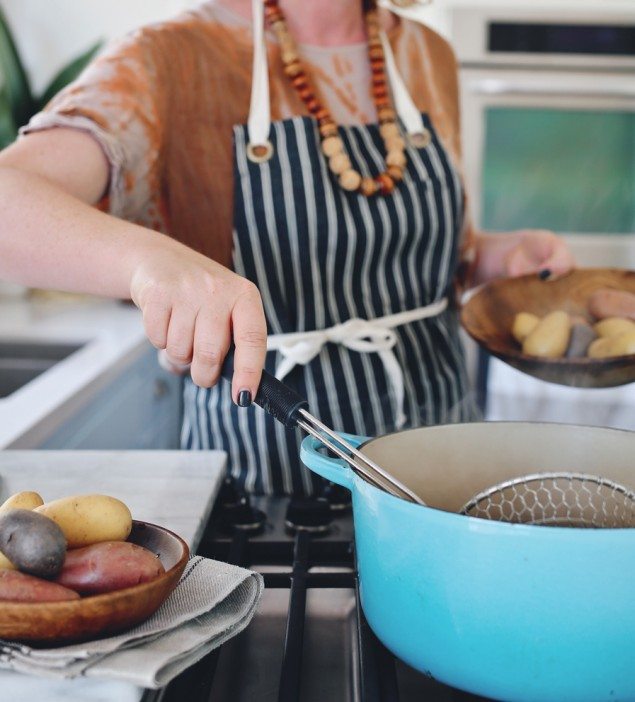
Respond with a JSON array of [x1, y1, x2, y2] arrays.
[[248, 0, 274, 160]]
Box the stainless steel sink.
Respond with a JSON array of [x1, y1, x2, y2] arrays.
[[0, 341, 84, 398]]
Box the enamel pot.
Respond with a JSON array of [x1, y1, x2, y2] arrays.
[[301, 422, 635, 702]]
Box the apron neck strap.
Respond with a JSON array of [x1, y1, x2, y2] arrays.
[[247, 0, 428, 153]]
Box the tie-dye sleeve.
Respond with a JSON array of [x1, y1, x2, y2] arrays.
[[20, 27, 168, 228]]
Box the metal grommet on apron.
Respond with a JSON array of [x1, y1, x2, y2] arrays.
[[182, 0, 474, 496], [246, 141, 274, 163]]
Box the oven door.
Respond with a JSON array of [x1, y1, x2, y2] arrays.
[[460, 67, 635, 268], [459, 67, 635, 427]]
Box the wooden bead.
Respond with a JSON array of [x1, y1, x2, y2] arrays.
[[361, 177, 379, 197], [281, 48, 299, 64], [319, 124, 339, 138], [298, 86, 314, 102], [369, 46, 384, 60], [321, 136, 344, 157], [386, 150, 407, 168], [372, 75, 386, 87], [375, 173, 395, 195], [387, 165, 404, 182], [371, 60, 385, 74], [384, 135, 405, 151], [378, 108, 396, 123], [340, 169, 362, 191], [380, 122, 400, 139], [292, 75, 308, 90], [264, 7, 283, 23], [306, 98, 320, 114], [283, 61, 303, 77], [329, 153, 352, 174], [372, 86, 388, 100], [374, 97, 390, 110]]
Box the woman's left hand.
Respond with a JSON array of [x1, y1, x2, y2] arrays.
[[472, 229, 576, 285], [503, 229, 576, 278]]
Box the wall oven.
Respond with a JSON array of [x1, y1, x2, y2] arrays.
[[451, 3, 635, 429]]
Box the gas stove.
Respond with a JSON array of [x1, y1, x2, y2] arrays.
[[142, 479, 490, 702]]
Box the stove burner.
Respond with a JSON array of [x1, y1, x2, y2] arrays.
[[220, 500, 266, 534], [320, 482, 352, 512], [285, 498, 333, 534]]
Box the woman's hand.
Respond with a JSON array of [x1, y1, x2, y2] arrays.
[[130, 238, 267, 404], [473, 229, 576, 285]]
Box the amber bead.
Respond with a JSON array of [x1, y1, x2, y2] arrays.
[[292, 75, 308, 90], [321, 136, 344, 157], [298, 86, 314, 102], [375, 173, 395, 195], [264, 7, 283, 23], [361, 177, 379, 197], [373, 86, 388, 100], [369, 46, 384, 60], [372, 75, 386, 87], [340, 169, 363, 192], [314, 108, 330, 122], [370, 59, 385, 73], [374, 97, 390, 110], [263, 0, 278, 7], [387, 165, 404, 182], [306, 98, 320, 114]]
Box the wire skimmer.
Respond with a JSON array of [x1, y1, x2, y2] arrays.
[[460, 472, 635, 528]]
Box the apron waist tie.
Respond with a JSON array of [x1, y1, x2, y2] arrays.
[[267, 298, 448, 429]]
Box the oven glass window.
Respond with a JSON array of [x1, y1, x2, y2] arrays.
[[482, 107, 635, 234]]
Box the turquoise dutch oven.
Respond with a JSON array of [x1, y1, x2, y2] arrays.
[[301, 422, 635, 702], [219, 351, 635, 701]]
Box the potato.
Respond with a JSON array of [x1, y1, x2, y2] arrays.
[[56, 541, 165, 595], [594, 317, 635, 338], [0, 569, 79, 602], [522, 311, 571, 358], [566, 323, 597, 358], [511, 312, 540, 344], [0, 551, 15, 570], [0, 509, 67, 579], [588, 331, 635, 358], [35, 494, 132, 548], [0, 491, 44, 513], [588, 288, 635, 321]]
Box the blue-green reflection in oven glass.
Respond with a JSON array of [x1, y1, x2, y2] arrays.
[[482, 107, 635, 234]]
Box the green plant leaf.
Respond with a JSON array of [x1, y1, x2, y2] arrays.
[[0, 86, 17, 149], [0, 5, 34, 129], [38, 40, 102, 109]]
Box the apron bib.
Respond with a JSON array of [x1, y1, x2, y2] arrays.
[[182, 3, 474, 495]]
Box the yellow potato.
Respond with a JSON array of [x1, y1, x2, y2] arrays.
[[0, 491, 44, 513], [511, 312, 540, 344], [0, 551, 15, 570], [35, 494, 132, 548], [522, 311, 571, 358], [588, 331, 635, 358], [593, 317, 635, 338]]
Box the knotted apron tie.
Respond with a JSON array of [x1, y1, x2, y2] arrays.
[[267, 299, 448, 429]]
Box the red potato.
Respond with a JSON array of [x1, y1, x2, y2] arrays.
[[0, 569, 79, 602], [56, 541, 165, 595], [588, 289, 635, 321]]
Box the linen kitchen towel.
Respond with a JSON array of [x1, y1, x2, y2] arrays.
[[0, 557, 264, 689]]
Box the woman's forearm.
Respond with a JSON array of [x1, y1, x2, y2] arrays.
[[0, 165, 170, 298]]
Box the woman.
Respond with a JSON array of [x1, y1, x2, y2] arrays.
[[0, 0, 573, 494]]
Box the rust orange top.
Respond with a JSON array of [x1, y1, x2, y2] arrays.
[[22, 2, 473, 270]]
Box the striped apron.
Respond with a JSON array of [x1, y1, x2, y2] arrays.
[[182, 3, 474, 495]]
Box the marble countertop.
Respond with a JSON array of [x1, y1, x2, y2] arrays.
[[0, 296, 148, 449], [0, 449, 227, 701]]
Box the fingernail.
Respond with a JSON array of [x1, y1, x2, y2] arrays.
[[538, 268, 552, 281], [237, 389, 252, 407]]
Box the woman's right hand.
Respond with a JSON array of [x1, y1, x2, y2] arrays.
[[129, 237, 267, 405]]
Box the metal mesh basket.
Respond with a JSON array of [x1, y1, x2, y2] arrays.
[[460, 473, 635, 528]]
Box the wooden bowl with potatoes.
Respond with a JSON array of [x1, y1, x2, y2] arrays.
[[0, 491, 189, 645], [460, 268, 635, 388]]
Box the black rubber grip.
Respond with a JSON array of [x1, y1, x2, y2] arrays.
[[221, 347, 308, 428]]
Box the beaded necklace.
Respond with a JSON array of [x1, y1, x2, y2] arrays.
[[264, 0, 406, 197]]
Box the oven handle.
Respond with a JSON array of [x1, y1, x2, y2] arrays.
[[468, 78, 635, 99]]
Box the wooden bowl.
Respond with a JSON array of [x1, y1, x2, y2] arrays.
[[460, 268, 635, 388], [0, 521, 189, 645]]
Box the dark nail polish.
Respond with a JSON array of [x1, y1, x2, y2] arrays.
[[237, 389, 252, 407], [538, 268, 552, 281]]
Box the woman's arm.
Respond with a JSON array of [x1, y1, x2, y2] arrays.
[[0, 129, 266, 402]]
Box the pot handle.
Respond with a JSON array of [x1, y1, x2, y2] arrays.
[[300, 433, 369, 491]]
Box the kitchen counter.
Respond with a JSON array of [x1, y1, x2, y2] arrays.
[[0, 296, 148, 449], [0, 449, 227, 701]]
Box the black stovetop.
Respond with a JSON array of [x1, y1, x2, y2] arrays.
[[142, 479, 490, 702]]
